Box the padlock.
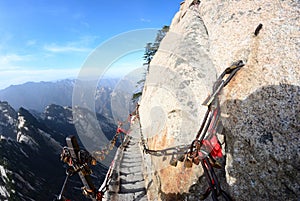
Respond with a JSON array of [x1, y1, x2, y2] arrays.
[[178, 154, 185, 162], [104, 149, 109, 155], [99, 154, 105, 161], [169, 157, 178, 167], [184, 157, 193, 168]]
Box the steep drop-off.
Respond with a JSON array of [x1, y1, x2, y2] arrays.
[[139, 0, 299, 200]]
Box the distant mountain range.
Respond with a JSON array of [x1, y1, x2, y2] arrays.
[[0, 77, 141, 200], [0, 101, 118, 201], [0, 78, 140, 120], [0, 79, 117, 113]]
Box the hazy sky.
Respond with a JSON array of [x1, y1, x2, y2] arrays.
[[0, 0, 182, 89]]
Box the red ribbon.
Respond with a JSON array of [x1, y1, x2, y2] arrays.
[[201, 135, 222, 158]]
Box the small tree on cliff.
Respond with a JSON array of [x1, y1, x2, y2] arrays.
[[143, 25, 169, 72], [132, 26, 169, 102]]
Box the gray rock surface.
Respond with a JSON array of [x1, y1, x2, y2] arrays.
[[105, 122, 148, 201], [139, 0, 300, 200]]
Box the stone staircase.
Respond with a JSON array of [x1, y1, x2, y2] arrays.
[[105, 121, 148, 201]]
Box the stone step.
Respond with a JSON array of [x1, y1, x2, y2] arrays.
[[120, 178, 144, 184], [124, 147, 141, 151], [121, 162, 142, 168], [106, 121, 148, 200], [120, 165, 142, 173], [123, 152, 142, 157], [124, 145, 140, 149], [109, 193, 134, 200], [123, 148, 141, 152], [121, 162, 143, 168], [120, 185, 146, 194], [108, 192, 148, 200], [122, 158, 142, 163], [119, 172, 143, 178], [108, 191, 148, 200], [120, 163, 141, 168], [119, 170, 142, 174]]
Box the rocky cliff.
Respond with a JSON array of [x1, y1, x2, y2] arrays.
[[0, 101, 118, 200], [139, 0, 299, 200]]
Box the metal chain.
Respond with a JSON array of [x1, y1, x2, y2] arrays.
[[138, 61, 244, 158]]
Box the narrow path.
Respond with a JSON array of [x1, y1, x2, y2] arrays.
[[105, 121, 148, 201]]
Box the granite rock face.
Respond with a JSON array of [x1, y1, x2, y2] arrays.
[[139, 0, 299, 200]]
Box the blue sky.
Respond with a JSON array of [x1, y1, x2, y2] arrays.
[[0, 0, 182, 89]]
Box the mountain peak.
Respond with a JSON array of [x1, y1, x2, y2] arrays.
[[0, 101, 17, 139]]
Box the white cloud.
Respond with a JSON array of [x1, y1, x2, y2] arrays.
[[44, 35, 98, 53], [0, 54, 23, 64], [44, 44, 91, 53], [0, 54, 32, 67], [140, 18, 151, 23], [26, 40, 37, 46]]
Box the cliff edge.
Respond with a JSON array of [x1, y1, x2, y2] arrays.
[[139, 0, 299, 200]]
